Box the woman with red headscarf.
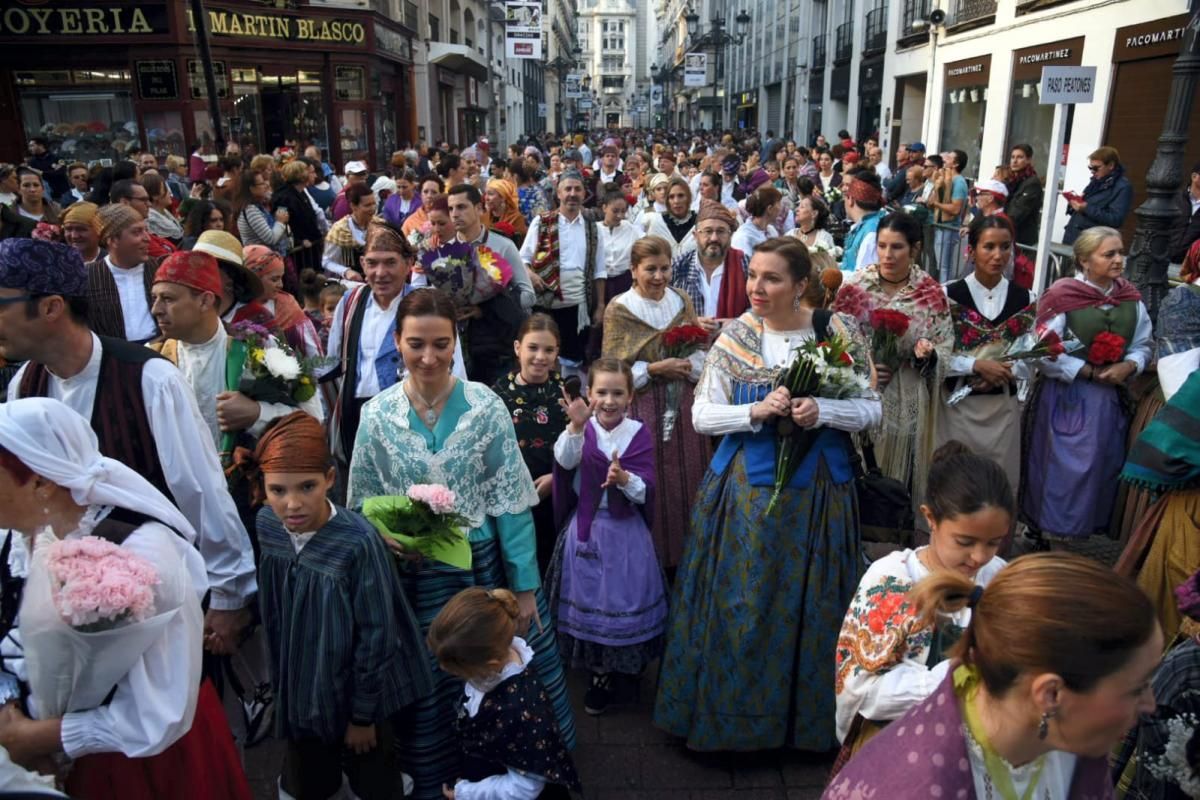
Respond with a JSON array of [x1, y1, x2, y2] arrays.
[[243, 244, 323, 358]]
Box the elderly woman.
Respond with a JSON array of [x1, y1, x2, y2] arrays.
[[482, 178, 528, 246], [0, 398, 251, 799], [655, 237, 879, 752], [1022, 226, 1152, 541], [641, 177, 698, 259]]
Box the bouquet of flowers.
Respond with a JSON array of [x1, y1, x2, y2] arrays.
[[407, 221, 437, 254], [823, 185, 843, 207], [659, 324, 711, 441], [361, 484, 473, 570], [474, 244, 514, 303], [420, 242, 515, 311], [1087, 331, 1127, 366], [1144, 712, 1200, 798], [47, 537, 159, 632], [868, 309, 911, 371], [946, 328, 1074, 406], [767, 335, 871, 513]]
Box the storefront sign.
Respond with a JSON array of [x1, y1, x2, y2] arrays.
[[1012, 37, 1083, 81], [186, 8, 366, 46], [505, 1, 542, 60], [944, 54, 991, 89], [0, 5, 169, 37], [135, 59, 178, 101], [374, 22, 411, 63], [187, 59, 228, 100], [1039, 66, 1096, 104], [1113, 14, 1190, 63], [684, 53, 708, 88]]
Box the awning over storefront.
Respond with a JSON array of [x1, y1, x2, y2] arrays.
[[428, 42, 488, 83]]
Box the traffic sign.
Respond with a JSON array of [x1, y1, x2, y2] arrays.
[[1038, 66, 1097, 105]]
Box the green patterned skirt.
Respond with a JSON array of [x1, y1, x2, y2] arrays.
[[653, 449, 861, 751]]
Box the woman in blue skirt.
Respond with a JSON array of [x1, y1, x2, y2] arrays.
[[653, 237, 880, 751]]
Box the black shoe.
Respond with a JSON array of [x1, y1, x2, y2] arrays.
[[584, 673, 611, 716]]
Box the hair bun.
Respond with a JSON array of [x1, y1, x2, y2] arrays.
[[488, 588, 520, 621], [931, 440, 972, 464]]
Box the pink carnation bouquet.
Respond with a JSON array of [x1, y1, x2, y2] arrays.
[[361, 484, 473, 570], [46, 537, 159, 632]]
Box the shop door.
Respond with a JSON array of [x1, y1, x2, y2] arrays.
[[766, 84, 782, 135], [260, 81, 298, 153]]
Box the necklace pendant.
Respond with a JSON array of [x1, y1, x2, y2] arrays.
[[424, 408, 438, 425]]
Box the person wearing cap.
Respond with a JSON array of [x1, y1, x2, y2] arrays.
[[841, 171, 888, 273], [330, 160, 371, 222], [61, 201, 102, 264], [86, 204, 158, 342], [670, 200, 750, 333], [519, 172, 606, 379], [720, 155, 744, 208], [0, 238, 258, 654], [149, 251, 323, 448], [476, 137, 493, 181]]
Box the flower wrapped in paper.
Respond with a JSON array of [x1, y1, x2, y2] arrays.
[[419, 242, 514, 311], [361, 484, 473, 570]]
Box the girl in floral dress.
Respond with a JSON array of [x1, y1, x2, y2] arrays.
[[833, 441, 1012, 772]]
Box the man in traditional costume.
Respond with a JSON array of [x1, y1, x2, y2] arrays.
[[0, 239, 256, 653], [85, 204, 159, 342], [519, 171, 606, 379], [670, 199, 750, 335], [61, 201, 101, 265]]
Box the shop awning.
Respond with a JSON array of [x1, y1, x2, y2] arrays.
[[428, 42, 488, 83]]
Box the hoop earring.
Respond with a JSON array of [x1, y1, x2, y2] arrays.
[[1037, 709, 1057, 740]]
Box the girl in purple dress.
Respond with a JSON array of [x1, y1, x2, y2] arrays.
[[549, 358, 668, 717]]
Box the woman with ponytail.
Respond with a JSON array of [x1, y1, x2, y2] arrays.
[[827, 552, 1162, 800], [833, 442, 1013, 769]]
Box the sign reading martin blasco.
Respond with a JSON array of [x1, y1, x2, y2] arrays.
[[186, 7, 367, 47]]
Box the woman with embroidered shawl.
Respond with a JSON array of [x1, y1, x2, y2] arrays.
[[602, 236, 710, 569], [321, 184, 377, 282], [347, 289, 574, 800], [242, 245, 323, 359], [833, 212, 954, 514], [1021, 226, 1153, 541], [827, 553, 1161, 800], [654, 237, 880, 752], [936, 216, 1035, 493], [482, 178, 528, 247], [400, 176, 444, 243], [641, 177, 699, 259]]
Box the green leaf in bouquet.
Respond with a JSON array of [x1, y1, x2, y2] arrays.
[[361, 496, 473, 570]]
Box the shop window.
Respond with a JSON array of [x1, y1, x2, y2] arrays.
[[16, 69, 137, 164], [340, 109, 368, 158], [143, 111, 186, 158], [939, 86, 986, 179], [1005, 78, 1055, 177], [336, 67, 366, 102], [232, 82, 263, 154]]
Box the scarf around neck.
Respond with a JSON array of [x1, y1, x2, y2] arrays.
[[664, 211, 696, 243], [1035, 276, 1142, 328]]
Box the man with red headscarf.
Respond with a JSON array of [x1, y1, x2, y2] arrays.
[[841, 170, 887, 272]]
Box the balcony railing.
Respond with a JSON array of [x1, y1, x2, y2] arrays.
[[812, 34, 827, 69], [899, 0, 930, 39], [864, 6, 887, 54], [834, 21, 853, 63], [949, 0, 997, 27]]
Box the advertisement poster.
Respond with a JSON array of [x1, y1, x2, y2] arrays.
[[505, 1, 542, 59], [684, 52, 708, 87]]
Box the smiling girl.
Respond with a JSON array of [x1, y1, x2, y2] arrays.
[[833, 441, 1012, 769]]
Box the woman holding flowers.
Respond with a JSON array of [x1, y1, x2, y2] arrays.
[[347, 289, 574, 800], [1022, 226, 1152, 541], [936, 216, 1036, 493], [0, 398, 251, 799], [654, 237, 880, 752], [833, 212, 954, 513], [602, 235, 710, 569], [243, 244, 324, 359]]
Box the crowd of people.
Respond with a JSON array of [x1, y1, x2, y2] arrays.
[[0, 123, 1194, 800]]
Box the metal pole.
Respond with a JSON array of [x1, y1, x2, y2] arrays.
[[188, 0, 225, 153], [1032, 102, 1067, 294], [486, 3, 500, 146], [1127, 4, 1200, 326]]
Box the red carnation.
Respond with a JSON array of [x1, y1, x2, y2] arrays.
[[1042, 330, 1066, 358], [663, 324, 710, 357], [1087, 331, 1126, 366], [492, 221, 516, 237], [1005, 317, 1025, 336]]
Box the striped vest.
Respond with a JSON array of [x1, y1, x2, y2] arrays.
[[85, 255, 160, 340]]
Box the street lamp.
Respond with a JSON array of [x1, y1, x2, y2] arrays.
[[682, 6, 751, 129]]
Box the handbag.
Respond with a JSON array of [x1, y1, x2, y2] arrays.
[[853, 439, 914, 546]]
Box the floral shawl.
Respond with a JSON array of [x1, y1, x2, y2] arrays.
[[833, 265, 953, 506]]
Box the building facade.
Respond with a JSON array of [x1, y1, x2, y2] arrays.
[[578, 0, 639, 129]]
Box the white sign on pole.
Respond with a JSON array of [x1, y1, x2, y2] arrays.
[[1032, 65, 1097, 294], [1038, 66, 1097, 105], [505, 1, 543, 60], [578, 98, 593, 110], [537, 102, 547, 117], [564, 73, 582, 99], [650, 84, 663, 108], [684, 53, 708, 87]]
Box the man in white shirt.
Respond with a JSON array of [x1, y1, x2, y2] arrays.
[[869, 145, 891, 182], [0, 238, 256, 653], [86, 204, 159, 342], [520, 172, 607, 378]]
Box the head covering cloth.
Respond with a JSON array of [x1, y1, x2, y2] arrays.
[[61, 202, 102, 235], [844, 178, 883, 206], [364, 219, 412, 256], [97, 203, 142, 243], [230, 411, 330, 505], [153, 251, 222, 297], [696, 199, 736, 231], [0, 238, 87, 297], [242, 245, 285, 278]]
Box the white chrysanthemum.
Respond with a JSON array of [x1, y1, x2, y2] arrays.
[[263, 347, 301, 381], [1145, 713, 1200, 798]]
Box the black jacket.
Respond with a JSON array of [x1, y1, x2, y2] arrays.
[[1169, 189, 1200, 263], [1005, 173, 1044, 247]]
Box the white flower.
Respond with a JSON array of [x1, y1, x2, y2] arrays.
[[1145, 713, 1200, 798], [262, 347, 301, 381]]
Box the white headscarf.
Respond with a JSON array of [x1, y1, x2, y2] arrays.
[[0, 398, 196, 544]]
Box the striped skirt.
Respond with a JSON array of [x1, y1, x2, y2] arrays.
[[395, 531, 576, 800]]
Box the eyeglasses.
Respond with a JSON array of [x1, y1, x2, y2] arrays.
[[696, 228, 730, 237]]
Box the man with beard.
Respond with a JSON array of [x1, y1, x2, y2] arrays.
[[670, 199, 750, 334]]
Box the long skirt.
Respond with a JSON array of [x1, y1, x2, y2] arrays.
[[1111, 378, 1164, 545], [1133, 489, 1200, 640], [653, 451, 861, 751], [627, 380, 711, 568], [395, 532, 576, 800], [1021, 378, 1130, 538], [66, 680, 253, 800], [935, 388, 1021, 494], [548, 509, 668, 675]]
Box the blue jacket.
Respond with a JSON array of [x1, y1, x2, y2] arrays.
[[1063, 164, 1133, 245]]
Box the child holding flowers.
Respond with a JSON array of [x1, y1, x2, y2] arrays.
[[238, 411, 432, 800]]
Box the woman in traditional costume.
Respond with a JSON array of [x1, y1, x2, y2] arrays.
[[1022, 226, 1152, 540], [833, 212, 954, 513], [936, 216, 1035, 492], [242, 245, 323, 358], [602, 235, 710, 569], [482, 178, 529, 247], [400, 176, 445, 242], [322, 183, 378, 282], [641, 177, 698, 259], [827, 552, 1161, 800], [0, 398, 251, 800], [833, 442, 1011, 770], [347, 289, 574, 800], [654, 237, 880, 751]]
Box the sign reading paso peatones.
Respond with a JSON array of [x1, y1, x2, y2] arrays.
[[185, 8, 366, 45]]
